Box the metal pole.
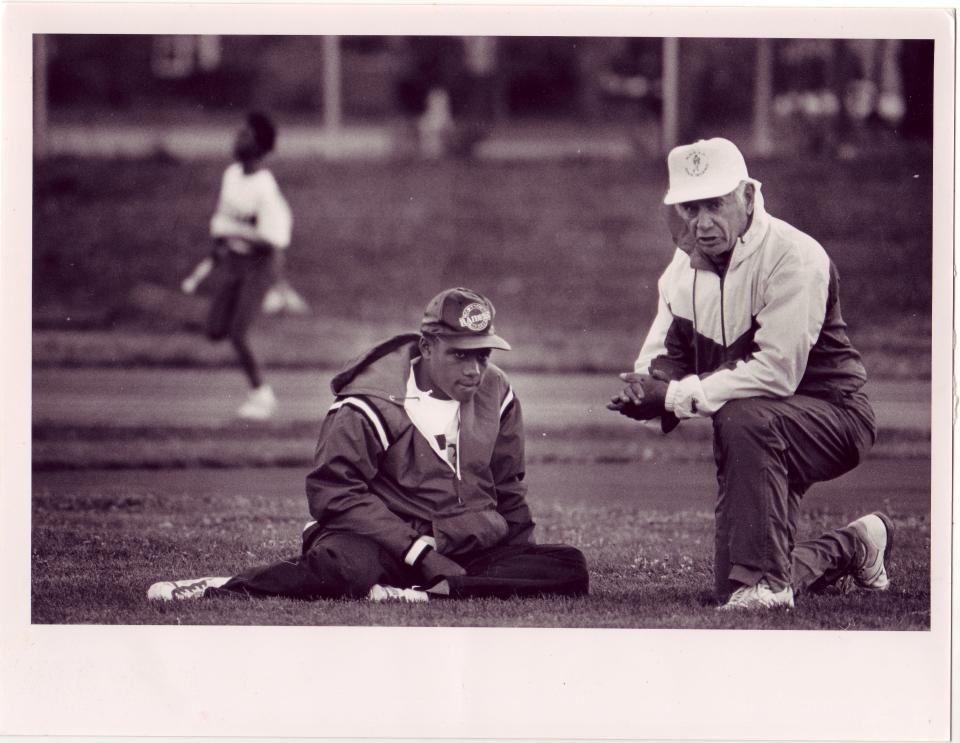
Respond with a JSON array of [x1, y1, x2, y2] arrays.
[[661, 37, 679, 153], [752, 39, 774, 156], [323, 35, 342, 132], [34, 34, 48, 159]]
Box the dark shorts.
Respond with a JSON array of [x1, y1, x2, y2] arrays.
[[206, 249, 277, 341]]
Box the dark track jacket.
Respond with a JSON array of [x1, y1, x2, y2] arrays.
[[636, 191, 868, 419], [301, 334, 534, 564]]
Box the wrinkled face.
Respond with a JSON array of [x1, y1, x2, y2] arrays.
[[674, 185, 753, 258], [419, 336, 492, 402], [233, 124, 264, 163]]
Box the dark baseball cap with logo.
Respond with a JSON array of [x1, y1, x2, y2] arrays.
[[420, 287, 512, 351]]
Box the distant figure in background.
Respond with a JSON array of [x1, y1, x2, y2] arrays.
[[457, 36, 499, 156], [181, 111, 293, 420], [609, 137, 892, 611], [417, 88, 455, 158]]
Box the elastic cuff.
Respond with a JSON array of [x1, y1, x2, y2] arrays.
[[664, 380, 681, 412], [403, 536, 436, 567]]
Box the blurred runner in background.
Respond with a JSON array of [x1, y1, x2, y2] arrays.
[[181, 111, 294, 420]]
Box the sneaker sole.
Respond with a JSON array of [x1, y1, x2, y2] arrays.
[[717, 601, 794, 611], [860, 511, 894, 591], [871, 511, 895, 563]]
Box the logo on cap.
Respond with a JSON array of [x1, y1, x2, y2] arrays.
[[458, 302, 491, 332], [684, 150, 708, 177]]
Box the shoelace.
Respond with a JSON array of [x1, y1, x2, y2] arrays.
[[725, 585, 755, 607], [728, 583, 781, 607], [171, 580, 209, 599]]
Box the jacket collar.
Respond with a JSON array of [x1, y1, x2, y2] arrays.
[[330, 334, 421, 405], [727, 188, 769, 270]]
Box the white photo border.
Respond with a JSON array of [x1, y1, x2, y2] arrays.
[[1, 4, 954, 741]]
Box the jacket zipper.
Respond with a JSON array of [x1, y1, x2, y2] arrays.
[[454, 430, 463, 502], [718, 271, 727, 349]]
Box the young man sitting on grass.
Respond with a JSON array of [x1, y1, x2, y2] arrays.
[[149, 288, 589, 602]]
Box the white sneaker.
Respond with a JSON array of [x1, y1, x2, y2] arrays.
[[147, 576, 230, 601], [367, 584, 429, 603], [280, 284, 310, 314], [262, 281, 310, 315], [719, 580, 795, 610], [846, 512, 894, 591], [261, 285, 285, 314], [237, 385, 277, 420]]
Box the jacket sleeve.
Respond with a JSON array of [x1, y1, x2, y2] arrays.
[[491, 386, 535, 544], [665, 246, 829, 418], [305, 403, 421, 558], [634, 254, 695, 381]]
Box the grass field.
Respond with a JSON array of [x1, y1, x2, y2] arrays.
[[32, 152, 932, 376], [31, 457, 930, 630], [29, 150, 934, 631], [26, 363, 934, 630]]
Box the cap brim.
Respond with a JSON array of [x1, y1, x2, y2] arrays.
[[438, 333, 512, 351], [663, 177, 760, 205]]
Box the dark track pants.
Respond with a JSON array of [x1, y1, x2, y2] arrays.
[[206, 250, 277, 388], [210, 534, 589, 600], [712, 391, 877, 601]]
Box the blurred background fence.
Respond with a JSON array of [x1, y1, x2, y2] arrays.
[[35, 35, 933, 158]]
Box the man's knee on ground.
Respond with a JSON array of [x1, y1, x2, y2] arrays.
[[549, 543, 588, 567], [541, 543, 590, 594]]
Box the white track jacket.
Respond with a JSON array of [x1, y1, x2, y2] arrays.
[[635, 192, 868, 420]]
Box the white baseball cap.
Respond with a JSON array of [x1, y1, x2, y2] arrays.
[[663, 137, 756, 205]]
